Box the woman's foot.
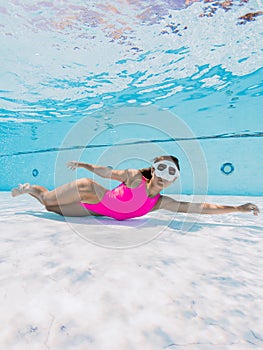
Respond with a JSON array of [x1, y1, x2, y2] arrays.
[[11, 183, 31, 197]]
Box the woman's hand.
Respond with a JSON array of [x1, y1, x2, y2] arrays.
[[67, 161, 80, 170], [237, 203, 260, 216]]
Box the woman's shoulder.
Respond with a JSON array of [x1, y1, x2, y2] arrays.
[[125, 169, 144, 187]]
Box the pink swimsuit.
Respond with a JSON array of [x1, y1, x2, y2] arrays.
[[80, 176, 160, 220]]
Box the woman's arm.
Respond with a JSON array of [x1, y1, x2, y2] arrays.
[[155, 195, 260, 216], [67, 161, 139, 182]]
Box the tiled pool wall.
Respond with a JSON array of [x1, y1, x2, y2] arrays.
[[2, 89, 262, 196]]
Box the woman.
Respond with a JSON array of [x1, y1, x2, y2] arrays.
[[11, 155, 259, 220]]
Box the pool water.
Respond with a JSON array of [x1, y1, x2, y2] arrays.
[[1, 3, 263, 348], [0, 0, 263, 195]]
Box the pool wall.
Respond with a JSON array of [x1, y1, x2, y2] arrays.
[[1, 95, 262, 196]]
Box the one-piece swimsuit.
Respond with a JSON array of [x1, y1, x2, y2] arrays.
[[80, 176, 160, 220]]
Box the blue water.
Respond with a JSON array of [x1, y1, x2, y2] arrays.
[[0, 0, 263, 194]]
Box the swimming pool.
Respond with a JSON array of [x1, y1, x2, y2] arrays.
[[1, 3, 263, 348], [1, 0, 262, 195]]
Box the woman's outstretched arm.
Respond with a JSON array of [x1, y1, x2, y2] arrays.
[[67, 161, 139, 182], [155, 195, 260, 216]]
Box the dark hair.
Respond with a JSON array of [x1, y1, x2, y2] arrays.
[[140, 155, 180, 180]]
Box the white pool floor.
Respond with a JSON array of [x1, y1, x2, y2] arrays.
[[0, 192, 262, 350]]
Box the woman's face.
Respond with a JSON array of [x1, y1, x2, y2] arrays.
[[152, 159, 180, 187]]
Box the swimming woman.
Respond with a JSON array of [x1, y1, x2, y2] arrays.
[[11, 155, 259, 220]]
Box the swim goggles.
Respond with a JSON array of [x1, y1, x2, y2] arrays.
[[153, 160, 180, 182]]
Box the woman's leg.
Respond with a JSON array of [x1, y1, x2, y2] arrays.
[[46, 202, 101, 217], [11, 183, 48, 205], [11, 178, 107, 207]]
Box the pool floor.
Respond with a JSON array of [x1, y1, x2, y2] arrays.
[[0, 192, 262, 349]]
